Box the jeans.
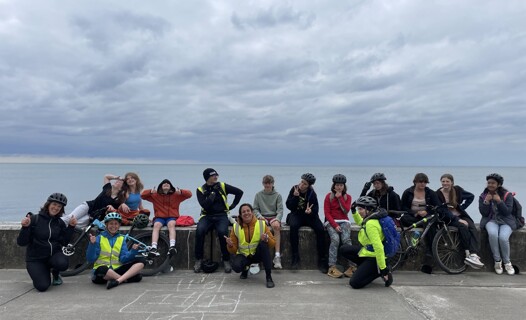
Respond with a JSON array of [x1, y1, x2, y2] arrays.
[[485, 220, 513, 263], [326, 222, 352, 266], [194, 214, 230, 261]]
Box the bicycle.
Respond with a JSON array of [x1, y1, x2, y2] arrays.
[[61, 209, 172, 277], [388, 204, 467, 274]]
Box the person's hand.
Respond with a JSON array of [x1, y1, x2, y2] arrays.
[[305, 203, 313, 214], [484, 193, 493, 203], [69, 215, 77, 227], [106, 205, 116, 212], [261, 233, 269, 242], [131, 243, 139, 250], [335, 191, 342, 198], [293, 186, 300, 197], [493, 193, 502, 203], [417, 210, 427, 217], [224, 235, 234, 247], [89, 234, 97, 244], [21, 215, 31, 227], [213, 183, 222, 192], [175, 187, 182, 195], [335, 225, 342, 233], [351, 202, 357, 213], [459, 219, 468, 226], [380, 267, 393, 287], [151, 187, 157, 193], [119, 203, 130, 214], [363, 181, 372, 191]]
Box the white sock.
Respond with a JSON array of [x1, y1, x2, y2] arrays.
[[152, 242, 158, 249], [170, 240, 176, 247], [275, 252, 280, 257]]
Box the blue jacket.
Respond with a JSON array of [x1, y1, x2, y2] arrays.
[[86, 230, 138, 267]]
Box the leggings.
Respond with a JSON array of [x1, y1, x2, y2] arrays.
[[26, 253, 69, 292], [340, 244, 381, 289]]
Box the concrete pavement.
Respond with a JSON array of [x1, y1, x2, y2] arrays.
[[1, 269, 525, 320]]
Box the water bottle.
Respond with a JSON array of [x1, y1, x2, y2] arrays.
[[411, 230, 421, 246]]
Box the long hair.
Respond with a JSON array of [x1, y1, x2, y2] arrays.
[[123, 172, 144, 193], [41, 201, 65, 217], [440, 173, 458, 208], [330, 182, 347, 195]]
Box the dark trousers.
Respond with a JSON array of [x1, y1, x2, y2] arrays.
[[195, 214, 230, 261], [339, 244, 380, 289], [231, 242, 272, 277], [448, 218, 480, 254], [92, 261, 143, 284], [288, 213, 326, 260], [26, 252, 69, 292]]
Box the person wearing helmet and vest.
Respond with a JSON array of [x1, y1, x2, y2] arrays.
[[286, 173, 327, 272], [339, 196, 393, 289], [360, 173, 401, 220], [141, 178, 193, 255], [86, 212, 144, 289], [479, 173, 517, 275], [226, 203, 276, 288], [17, 193, 77, 292], [194, 168, 244, 273], [324, 174, 354, 278]]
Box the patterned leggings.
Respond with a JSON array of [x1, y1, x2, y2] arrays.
[[326, 222, 352, 266]]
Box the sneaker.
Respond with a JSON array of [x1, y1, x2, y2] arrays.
[[343, 266, 356, 278], [266, 277, 275, 288], [327, 266, 343, 278], [223, 260, 232, 273], [240, 269, 248, 279], [504, 262, 515, 275], [318, 259, 329, 274], [107, 279, 119, 290], [464, 254, 484, 269], [273, 255, 282, 269], [52, 274, 63, 286], [169, 246, 177, 256], [494, 261, 503, 275], [193, 259, 202, 273]]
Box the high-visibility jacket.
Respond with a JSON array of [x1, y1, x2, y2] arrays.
[[198, 182, 229, 215], [93, 235, 124, 269], [233, 220, 265, 256]]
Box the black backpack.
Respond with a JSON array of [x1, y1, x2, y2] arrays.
[[504, 192, 524, 229]]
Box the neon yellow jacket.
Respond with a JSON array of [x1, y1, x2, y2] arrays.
[[352, 211, 387, 270]]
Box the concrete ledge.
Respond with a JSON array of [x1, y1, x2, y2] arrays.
[[2, 223, 525, 271]]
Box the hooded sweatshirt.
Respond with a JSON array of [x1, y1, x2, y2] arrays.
[[253, 187, 284, 221], [141, 179, 192, 219]]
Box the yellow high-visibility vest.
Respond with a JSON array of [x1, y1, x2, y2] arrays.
[[233, 220, 265, 256], [93, 235, 124, 269]]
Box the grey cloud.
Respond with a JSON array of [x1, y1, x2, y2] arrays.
[[231, 5, 315, 30]]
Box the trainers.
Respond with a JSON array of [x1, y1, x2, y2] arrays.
[[193, 259, 202, 273], [266, 277, 275, 288], [464, 254, 484, 269], [107, 279, 119, 290], [52, 274, 63, 286], [327, 266, 343, 278], [169, 246, 177, 256], [343, 266, 356, 278], [273, 255, 282, 269], [318, 259, 329, 274], [504, 262, 515, 275], [240, 269, 248, 279], [494, 261, 503, 274], [223, 260, 232, 273], [291, 256, 300, 270]]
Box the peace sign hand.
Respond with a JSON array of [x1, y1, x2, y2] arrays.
[[305, 203, 314, 214], [293, 186, 300, 197]]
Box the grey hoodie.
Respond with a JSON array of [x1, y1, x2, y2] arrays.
[[253, 187, 284, 222]]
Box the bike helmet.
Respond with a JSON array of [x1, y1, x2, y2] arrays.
[[47, 193, 67, 206], [104, 212, 122, 224], [201, 259, 219, 273], [486, 173, 504, 185], [301, 173, 316, 185], [133, 214, 150, 229], [370, 173, 386, 183], [355, 196, 378, 209], [332, 174, 347, 184]]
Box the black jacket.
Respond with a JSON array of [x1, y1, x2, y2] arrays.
[[197, 182, 243, 215]]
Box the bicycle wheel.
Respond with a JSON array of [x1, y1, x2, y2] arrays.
[[61, 228, 93, 277], [389, 232, 410, 271], [432, 227, 467, 274], [130, 232, 171, 276]]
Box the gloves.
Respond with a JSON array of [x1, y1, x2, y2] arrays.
[[380, 267, 393, 287], [213, 183, 222, 192], [351, 202, 357, 213], [362, 181, 372, 192]]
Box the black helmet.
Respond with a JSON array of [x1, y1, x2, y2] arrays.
[[370, 173, 386, 183], [47, 193, 67, 206], [301, 173, 316, 185], [332, 174, 347, 184], [486, 173, 504, 185], [201, 260, 219, 273], [133, 214, 150, 229], [356, 196, 377, 209]]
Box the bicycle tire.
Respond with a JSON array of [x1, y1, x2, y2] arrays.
[[61, 227, 93, 277], [389, 232, 409, 271], [432, 227, 467, 274], [130, 232, 171, 276]]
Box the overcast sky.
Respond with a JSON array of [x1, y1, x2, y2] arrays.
[[1, 0, 525, 166]]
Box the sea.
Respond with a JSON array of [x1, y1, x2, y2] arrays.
[[1, 163, 525, 224]]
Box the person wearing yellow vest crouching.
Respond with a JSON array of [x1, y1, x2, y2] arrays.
[[86, 212, 144, 290], [226, 203, 276, 288]]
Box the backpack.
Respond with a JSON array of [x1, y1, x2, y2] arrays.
[[504, 192, 524, 229], [365, 214, 400, 258]]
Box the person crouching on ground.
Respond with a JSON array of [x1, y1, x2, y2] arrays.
[[339, 196, 393, 289], [86, 212, 144, 289], [226, 203, 276, 288], [17, 193, 76, 292], [141, 178, 192, 255]]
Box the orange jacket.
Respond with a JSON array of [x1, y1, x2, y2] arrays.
[[141, 189, 192, 219], [227, 215, 275, 254]]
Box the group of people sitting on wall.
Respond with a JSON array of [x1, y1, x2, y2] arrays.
[[17, 168, 520, 292]]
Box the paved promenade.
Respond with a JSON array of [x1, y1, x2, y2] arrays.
[[1, 269, 525, 320]]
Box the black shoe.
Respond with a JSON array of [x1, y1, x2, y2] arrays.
[[266, 277, 275, 288], [318, 260, 328, 274], [107, 280, 119, 290], [240, 270, 248, 279], [291, 256, 300, 270], [169, 246, 177, 256], [384, 273, 393, 287], [420, 265, 433, 274]]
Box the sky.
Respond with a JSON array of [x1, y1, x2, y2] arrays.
[[1, 0, 525, 166]]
